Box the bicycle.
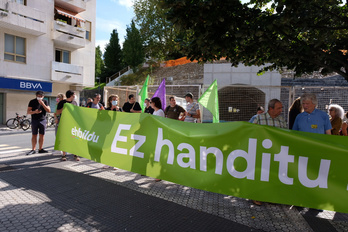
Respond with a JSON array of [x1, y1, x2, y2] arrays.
[[6, 113, 31, 131], [46, 114, 56, 128]]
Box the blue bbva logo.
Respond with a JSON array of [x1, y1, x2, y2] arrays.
[[20, 81, 43, 90]]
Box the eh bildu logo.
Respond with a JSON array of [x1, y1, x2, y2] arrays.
[[71, 127, 99, 143]]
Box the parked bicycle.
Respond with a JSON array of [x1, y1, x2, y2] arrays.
[[46, 114, 55, 128], [6, 113, 31, 131]]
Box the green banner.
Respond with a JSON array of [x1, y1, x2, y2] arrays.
[[55, 104, 348, 213]]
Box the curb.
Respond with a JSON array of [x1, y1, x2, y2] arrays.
[[0, 127, 55, 136]]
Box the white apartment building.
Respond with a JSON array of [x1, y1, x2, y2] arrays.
[[0, 0, 96, 124]]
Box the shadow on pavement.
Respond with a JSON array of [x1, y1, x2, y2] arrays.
[[0, 165, 262, 231]]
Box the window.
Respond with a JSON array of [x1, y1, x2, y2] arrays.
[[85, 21, 91, 41], [55, 14, 72, 25], [4, 34, 26, 63], [55, 49, 70, 64], [15, 0, 26, 5]]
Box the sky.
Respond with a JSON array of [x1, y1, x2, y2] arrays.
[[95, 0, 253, 53], [96, 0, 135, 53]]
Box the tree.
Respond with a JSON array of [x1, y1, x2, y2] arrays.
[[133, 0, 183, 61], [103, 29, 123, 82], [123, 20, 145, 73], [161, 0, 348, 80], [95, 46, 104, 82]]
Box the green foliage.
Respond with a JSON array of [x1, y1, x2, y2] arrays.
[[123, 20, 145, 73], [95, 46, 104, 80], [84, 82, 106, 90], [161, 0, 348, 80], [103, 29, 124, 82], [119, 66, 158, 86], [133, 0, 183, 61]]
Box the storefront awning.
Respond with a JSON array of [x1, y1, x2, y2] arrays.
[[55, 6, 85, 23]]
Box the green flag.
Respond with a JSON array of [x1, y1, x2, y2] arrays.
[[198, 79, 219, 123], [139, 75, 149, 112]]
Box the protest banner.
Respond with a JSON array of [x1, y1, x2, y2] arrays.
[[55, 104, 348, 213]]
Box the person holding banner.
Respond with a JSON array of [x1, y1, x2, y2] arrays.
[[87, 93, 105, 110], [122, 94, 142, 113], [103, 95, 122, 169], [184, 93, 200, 123], [340, 112, 348, 136], [55, 90, 80, 161], [151, 97, 165, 117], [150, 96, 164, 182], [252, 98, 286, 205], [328, 104, 344, 135], [144, 98, 154, 114], [288, 97, 302, 129], [293, 93, 331, 134], [106, 94, 122, 112], [248, 106, 265, 123], [164, 96, 186, 120], [252, 99, 286, 128]]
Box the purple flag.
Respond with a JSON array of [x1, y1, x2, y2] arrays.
[[153, 78, 166, 111]]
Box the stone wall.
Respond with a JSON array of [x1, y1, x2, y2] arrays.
[[151, 63, 204, 86]]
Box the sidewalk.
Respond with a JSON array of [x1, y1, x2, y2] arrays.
[[1, 130, 348, 231], [0, 124, 54, 135]]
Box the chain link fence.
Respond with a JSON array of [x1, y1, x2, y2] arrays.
[[104, 84, 348, 126], [202, 85, 348, 124], [104, 85, 201, 109]]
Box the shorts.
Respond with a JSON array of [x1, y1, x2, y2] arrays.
[[31, 119, 47, 135]]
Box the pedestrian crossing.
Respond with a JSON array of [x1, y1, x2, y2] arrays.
[[0, 144, 30, 154]]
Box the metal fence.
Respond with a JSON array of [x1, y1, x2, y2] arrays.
[[202, 85, 348, 124], [104, 85, 202, 109], [104, 85, 348, 126]]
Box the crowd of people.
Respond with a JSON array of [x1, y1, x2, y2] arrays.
[[248, 93, 348, 206], [25, 91, 201, 160], [250, 93, 348, 136], [25, 90, 346, 187]]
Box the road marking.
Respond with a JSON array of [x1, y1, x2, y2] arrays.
[[0, 146, 20, 151], [0, 147, 30, 154]]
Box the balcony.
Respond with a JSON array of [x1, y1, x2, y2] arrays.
[[52, 20, 86, 49], [0, 0, 46, 36], [54, 0, 86, 13], [51, 61, 84, 85]]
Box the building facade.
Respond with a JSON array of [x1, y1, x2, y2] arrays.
[[203, 62, 281, 122], [0, 0, 96, 123]]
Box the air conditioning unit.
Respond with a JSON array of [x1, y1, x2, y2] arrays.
[[0, 11, 8, 16]]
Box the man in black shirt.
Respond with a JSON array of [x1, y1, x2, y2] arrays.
[[26, 91, 51, 155], [144, 98, 154, 114], [122, 94, 142, 113], [164, 96, 186, 120]]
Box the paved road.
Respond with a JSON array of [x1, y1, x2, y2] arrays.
[[0, 126, 348, 231]]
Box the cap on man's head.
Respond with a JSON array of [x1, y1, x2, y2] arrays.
[[185, 92, 193, 98], [36, 91, 44, 96]]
